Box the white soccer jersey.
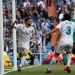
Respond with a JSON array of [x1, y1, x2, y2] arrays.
[[56, 20, 75, 46], [15, 24, 35, 49]]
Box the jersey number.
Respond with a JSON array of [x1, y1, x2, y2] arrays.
[[66, 26, 71, 35]]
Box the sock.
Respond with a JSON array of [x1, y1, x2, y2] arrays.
[[63, 53, 67, 66], [48, 57, 56, 71], [20, 56, 26, 67], [67, 54, 71, 67]]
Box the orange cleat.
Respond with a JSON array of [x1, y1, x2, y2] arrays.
[[62, 66, 67, 71], [62, 66, 71, 73]]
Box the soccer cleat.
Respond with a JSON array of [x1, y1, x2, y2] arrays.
[[46, 69, 51, 73], [62, 66, 67, 71], [66, 66, 71, 73], [62, 66, 71, 73], [18, 67, 21, 72]]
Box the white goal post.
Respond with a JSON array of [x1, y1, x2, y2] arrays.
[[0, 0, 17, 75], [0, 0, 4, 75], [12, 0, 17, 71]]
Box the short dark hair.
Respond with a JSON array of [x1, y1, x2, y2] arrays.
[[25, 17, 32, 22], [63, 13, 71, 21]]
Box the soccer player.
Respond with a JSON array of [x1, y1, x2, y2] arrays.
[[62, 9, 75, 71], [53, 31, 68, 71], [11, 17, 35, 71], [54, 30, 68, 71], [42, 13, 75, 73]]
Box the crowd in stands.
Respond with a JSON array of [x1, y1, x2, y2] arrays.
[[55, 0, 75, 21]]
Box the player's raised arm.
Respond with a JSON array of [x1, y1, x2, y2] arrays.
[[11, 20, 18, 28]]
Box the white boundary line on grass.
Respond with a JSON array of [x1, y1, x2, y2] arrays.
[[4, 69, 11, 70], [4, 65, 41, 75]]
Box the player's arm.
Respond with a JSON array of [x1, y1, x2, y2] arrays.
[[55, 32, 61, 45], [56, 32, 61, 42], [42, 21, 62, 37], [32, 33, 36, 41], [42, 28, 59, 37], [11, 20, 18, 29]]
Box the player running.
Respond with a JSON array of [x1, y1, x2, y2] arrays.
[[11, 17, 35, 71], [42, 13, 75, 73]]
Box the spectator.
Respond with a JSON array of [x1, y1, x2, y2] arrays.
[[23, 0, 30, 9], [59, 10, 64, 21], [37, 0, 45, 8]]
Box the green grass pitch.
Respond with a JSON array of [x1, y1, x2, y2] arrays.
[[5, 64, 75, 75]]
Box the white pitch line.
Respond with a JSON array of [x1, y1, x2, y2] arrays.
[[4, 69, 11, 70], [22, 65, 40, 69], [4, 65, 40, 74]]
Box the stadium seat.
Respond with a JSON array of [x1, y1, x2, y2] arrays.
[[46, 43, 51, 53], [46, 43, 51, 49]]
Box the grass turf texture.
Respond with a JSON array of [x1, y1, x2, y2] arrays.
[[5, 64, 75, 75]]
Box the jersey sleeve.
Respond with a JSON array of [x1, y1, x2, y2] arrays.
[[31, 27, 35, 34], [15, 24, 21, 30], [56, 22, 62, 30]]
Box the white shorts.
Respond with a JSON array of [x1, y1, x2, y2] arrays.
[[60, 38, 73, 46], [18, 42, 29, 53], [55, 43, 72, 53]]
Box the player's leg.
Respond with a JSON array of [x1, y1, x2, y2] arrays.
[[63, 53, 67, 65], [62, 52, 67, 71], [64, 46, 72, 73], [17, 47, 23, 61], [20, 48, 28, 67], [46, 53, 60, 73], [46, 43, 63, 73], [62, 48, 67, 71], [18, 48, 28, 71], [66, 53, 71, 72]]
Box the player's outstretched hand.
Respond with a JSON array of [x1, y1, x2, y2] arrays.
[[41, 34, 46, 37]]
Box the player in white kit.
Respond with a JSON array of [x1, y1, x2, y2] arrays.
[[42, 13, 75, 73], [11, 17, 35, 71]]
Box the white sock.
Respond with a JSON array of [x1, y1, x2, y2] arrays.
[[48, 57, 56, 71], [67, 54, 71, 67], [20, 56, 26, 67]]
